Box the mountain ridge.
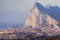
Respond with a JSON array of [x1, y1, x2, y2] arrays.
[[23, 2, 59, 29], [23, 2, 60, 35]]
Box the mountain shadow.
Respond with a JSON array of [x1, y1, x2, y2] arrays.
[[35, 2, 60, 26]]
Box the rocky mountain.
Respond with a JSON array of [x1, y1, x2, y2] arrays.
[[23, 2, 60, 35]]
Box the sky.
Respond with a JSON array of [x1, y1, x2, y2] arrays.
[[0, 0, 60, 23]]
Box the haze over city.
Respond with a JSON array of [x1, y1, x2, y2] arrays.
[[0, 0, 60, 40]]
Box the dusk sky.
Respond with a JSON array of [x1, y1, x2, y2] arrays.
[[0, 0, 60, 23]]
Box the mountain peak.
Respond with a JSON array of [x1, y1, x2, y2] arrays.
[[34, 2, 47, 13], [23, 2, 59, 29], [23, 2, 60, 35], [35, 2, 43, 8]]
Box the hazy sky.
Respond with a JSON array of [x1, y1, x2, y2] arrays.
[[0, 0, 60, 23]]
